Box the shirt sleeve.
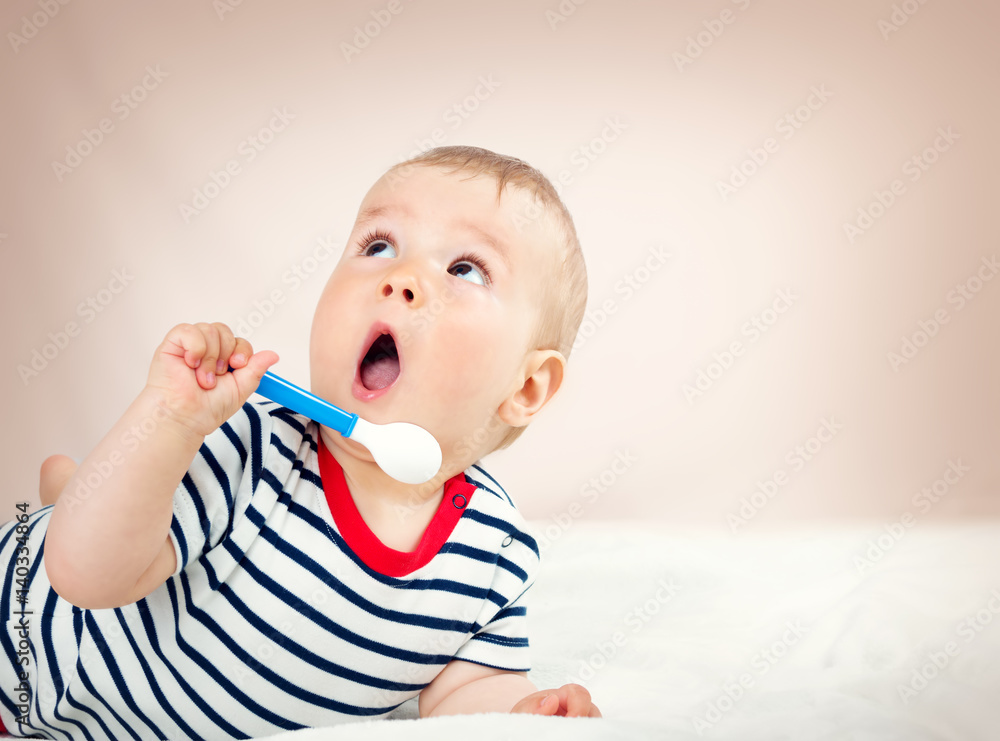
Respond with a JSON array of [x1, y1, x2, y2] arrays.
[[168, 400, 273, 576], [452, 524, 541, 673]]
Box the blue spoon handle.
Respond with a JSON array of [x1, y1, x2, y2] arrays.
[[254, 371, 359, 438]]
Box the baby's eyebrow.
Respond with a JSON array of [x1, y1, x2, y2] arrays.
[[356, 204, 399, 226], [457, 220, 511, 272]]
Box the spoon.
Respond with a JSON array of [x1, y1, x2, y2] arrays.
[[250, 370, 442, 485]]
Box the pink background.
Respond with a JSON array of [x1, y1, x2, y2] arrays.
[[1, 0, 997, 530]]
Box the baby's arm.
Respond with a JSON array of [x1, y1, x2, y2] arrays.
[[419, 659, 600, 718], [44, 322, 277, 609]]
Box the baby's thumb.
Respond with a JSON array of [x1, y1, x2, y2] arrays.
[[235, 351, 280, 391]]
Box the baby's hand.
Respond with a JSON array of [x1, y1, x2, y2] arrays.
[[510, 683, 601, 718], [146, 322, 279, 439]]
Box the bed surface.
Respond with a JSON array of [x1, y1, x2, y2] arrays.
[[264, 519, 1000, 740], [6, 519, 998, 739]]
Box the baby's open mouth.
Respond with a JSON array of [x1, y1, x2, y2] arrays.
[[359, 332, 400, 391]]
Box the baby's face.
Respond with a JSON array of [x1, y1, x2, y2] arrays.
[[310, 165, 557, 473]]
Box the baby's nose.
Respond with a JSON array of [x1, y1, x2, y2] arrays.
[[382, 283, 414, 301], [378, 270, 423, 307]]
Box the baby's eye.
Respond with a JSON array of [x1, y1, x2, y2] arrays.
[[449, 260, 487, 286], [363, 240, 397, 259]]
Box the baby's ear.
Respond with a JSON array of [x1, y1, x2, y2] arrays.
[[497, 350, 566, 428]]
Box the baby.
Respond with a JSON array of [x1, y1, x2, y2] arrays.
[[0, 146, 598, 738]]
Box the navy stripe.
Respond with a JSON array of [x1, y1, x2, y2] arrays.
[[0, 513, 61, 737], [283, 493, 503, 603], [462, 510, 540, 557], [469, 582, 535, 636], [247, 403, 265, 493], [164, 580, 305, 731], [62, 684, 110, 741], [61, 610, 119, 741], [41, 589, 92, 740], [197, 444, 236, 538], [496, 554, 529, 583], [269, 433, 302, 465], [271, 434, 324, 491], [0, 516, 35, 721], [133, 597, 249, 738], [282, 490, 507, 607], [268, 435, 323, 491], [83, 612, 166, 738], [281, 497, 415, 586], [177, 470, 212, 559], [452, 656, 530, 673], [437, 541, 534, 584], [175, 404, 261, 563], [488, 605, 527, 624], [212, 544, 457, 666], [0, 510, 46, 625], [282, 492, 504, 604], [286, 488, 503, 606], [469, 465, 513, 505], [471, 633, 529, 648], [220, 411, 251, 469], [169, 516, 189, 569], [72, 611, 143, 741], [251, 521, 474, 633], [267, 405, 308, 435], [175, 573, 416, 709]]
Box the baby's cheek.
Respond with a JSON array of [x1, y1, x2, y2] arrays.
[[422, 346, 483, 396], [419, 349, 497, 430]]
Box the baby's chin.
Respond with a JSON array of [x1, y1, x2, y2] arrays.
[[321, 427, 374, 464]]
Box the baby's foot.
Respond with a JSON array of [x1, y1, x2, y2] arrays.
[[39, 454, 78, 506]]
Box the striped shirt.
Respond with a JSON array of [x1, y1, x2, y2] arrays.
[[0, 399, 540, 739]]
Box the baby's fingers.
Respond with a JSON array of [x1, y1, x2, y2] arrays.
[[193, 322, 223, 389], [538, 695, 560, 715], [511, 692, 560, 716], [213, 325, 240, 376], [164, 323, 208, 370], [229, 336, 254, 369], [557, 684, 596, 718]]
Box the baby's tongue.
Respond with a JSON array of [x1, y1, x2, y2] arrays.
[[361, 355, 400, 390]]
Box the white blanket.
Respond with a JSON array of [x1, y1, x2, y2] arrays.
[[6, 520, 998, 739], [263, 520, 1000, 741]]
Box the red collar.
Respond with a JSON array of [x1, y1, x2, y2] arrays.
[[317, 434, 475, 577]]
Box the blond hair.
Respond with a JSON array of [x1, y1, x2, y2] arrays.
[[388, 145, 587, 451]]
